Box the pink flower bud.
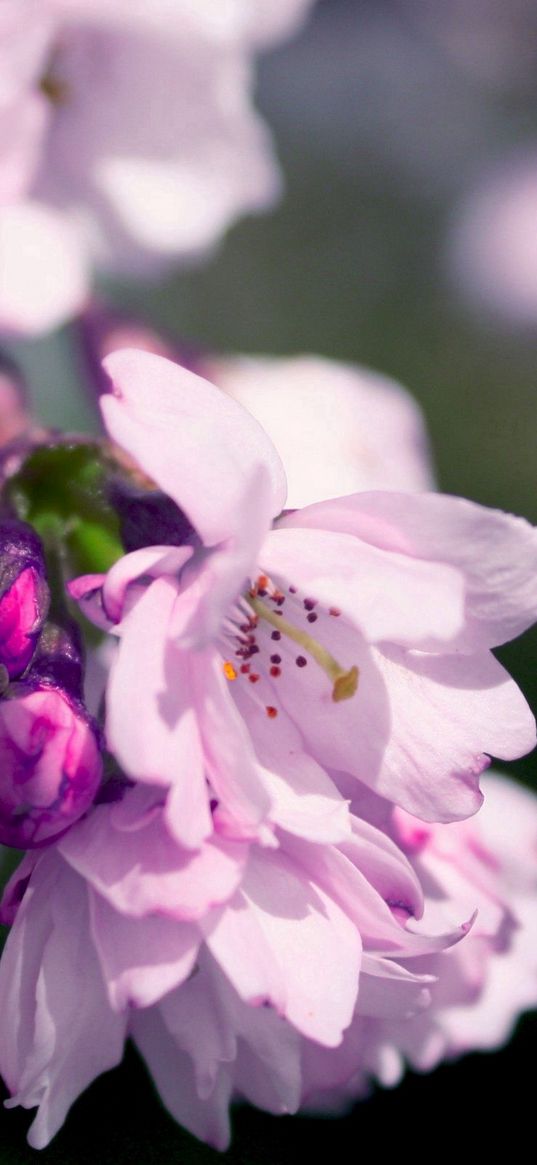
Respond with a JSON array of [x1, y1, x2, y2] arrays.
[[0, 522, 49, 679], [0, 682, 102, 849]]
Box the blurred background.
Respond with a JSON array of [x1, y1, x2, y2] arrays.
[[2, 0, 537, 1159]]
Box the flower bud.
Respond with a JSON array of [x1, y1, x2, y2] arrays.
[[0, 521, 49, 679], [0, 679, 102, 849]]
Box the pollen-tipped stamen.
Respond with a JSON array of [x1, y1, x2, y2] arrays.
[[247, 595, 359, 702]]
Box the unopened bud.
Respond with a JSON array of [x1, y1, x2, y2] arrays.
[[0, 521, 49, 679], [0, 680, 102, 849]]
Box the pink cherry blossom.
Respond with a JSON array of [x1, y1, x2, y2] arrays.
[[0, 776, 470, 1149], [300, 771, 537, 1109], [77, 303, 435, 505], [0, 0, 315, 335], [72, 349, 537, 834], [205, 352, 435, 506], [447, 150, 537, 326]]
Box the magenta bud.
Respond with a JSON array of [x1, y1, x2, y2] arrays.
[[0, 681, 102, 849], [0, 522, 49, 679]]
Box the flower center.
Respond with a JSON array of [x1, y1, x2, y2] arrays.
[[246, 595, 359, 702], [222, 574, 359, 704]]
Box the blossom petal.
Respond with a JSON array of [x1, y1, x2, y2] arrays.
[[102, 544, 193, 623], [90, 888, 200, 1010], [0, 201, 88, 336], [283, 491, 537, 650], [256, 599, 534, 822], [210, 354, 433, 507], [131, 1006, 233, 1151], [262, 526, 465, 649], [0, 854, 125, 1151], [59, 801, 246, 921], [101, 349, 287, 546], [203, 848, 362, 1046], [232, 681, 351, 844], [105, 577, 204, 802], [189, 650, 273, 841]]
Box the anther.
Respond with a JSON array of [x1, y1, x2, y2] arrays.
[[247, 595, 359, 702]]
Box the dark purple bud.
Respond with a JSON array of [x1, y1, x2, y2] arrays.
[[28, 620, 84, 701], [108, 476, 199, 553], [0, 679, 102, 849], [0, 521, 49, 679]]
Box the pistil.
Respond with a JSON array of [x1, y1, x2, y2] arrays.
[[247, 595, 359, 703]]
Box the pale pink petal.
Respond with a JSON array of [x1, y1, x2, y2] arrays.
[[367, 647, 536, 821], [101, 349, 287, 545], [0, 93, 49, 204], [89, 888, 200, 1010], [131, 1006, 233, 1151], [46, 31, 282, 274], [358, 955, 434, 1019], [204, 848, 362, 1046], [253, 593, 534, 821], [189, 649, 272, 841], [0, 2, 54, 106], [105, 579, 209, 840], [343, 817, 425, 919], [285, 835, 473, 958], [59, 801, 247, 920], [159, 960, 237, 1101], [0, 854, 125, 1151], [232, 680, 351, 844], [232, 0, 317, 48], [67, 573, 112, 631], [0, 201, 88, 335], [209, 354, 433, 507], [262, 525, 465, 649], [283, 491, 537, 651], [102, 544, 193, 623]]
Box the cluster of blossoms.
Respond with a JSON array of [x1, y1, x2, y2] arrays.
[[0, 0, 536, 1155], [0, 0, 313, 334], [0, 337, 536, 1150]]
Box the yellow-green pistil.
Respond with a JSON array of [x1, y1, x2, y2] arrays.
[[247, 595, 359, 703]]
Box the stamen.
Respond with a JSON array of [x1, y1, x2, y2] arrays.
[[247, 596, 359, 702], [223, 661, 237, 681]]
